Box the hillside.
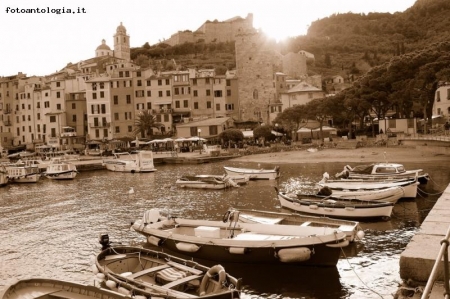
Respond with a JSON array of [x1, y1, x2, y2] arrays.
[[130, 0, 450, 79]]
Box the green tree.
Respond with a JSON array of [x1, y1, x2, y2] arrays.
[[133, 110, 164, 138], [218, 129, 244, 144], [253, 125, 273, 144]]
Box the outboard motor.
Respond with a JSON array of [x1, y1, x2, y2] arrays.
[[99, 234, 111, 250]]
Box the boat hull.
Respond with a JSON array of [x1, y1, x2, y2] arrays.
[[318, 178, 418, 198], [0, 278, 130, 299], [95, 246, 241, 299], [235, 208, 362, 243], [131, 214, 348, 266], [311, 186, 404, 203], [278, 192, 394, 220], [175, 180, 228, 189], [45, 171, 77, 180], [104, 163, 157, 173], [224, 166, 279, 180]]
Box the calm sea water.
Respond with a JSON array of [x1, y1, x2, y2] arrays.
[[0, 158, 448, 299]]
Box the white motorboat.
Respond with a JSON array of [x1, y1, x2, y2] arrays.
[[94, 244, 242, 299], [277, 190, 395, 220], [231, 207, 364, 243], [175, 175, 238, 189], [318, 173, 419, 198], [5, 164, 41, 183], [131, 208, 349, 266], [103, 151, 156, 173], [335, 162, 429, 185], [44, 160, 78, 180], [224, 166, 280, 180]]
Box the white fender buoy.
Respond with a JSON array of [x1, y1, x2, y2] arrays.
[[278, 247, 311, 263], [105, 280, 117, 289], [147, 235, 162, 246], [176, 242, 200, 252], [96, 273, 105, 280], [229, 247, 247, 254], [117, 286, 131, 295], [91, 264, 99, 274], [356, 230, 365, 240], [128, 187, 135, 194]]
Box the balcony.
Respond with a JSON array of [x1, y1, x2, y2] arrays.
[[3, 109, 12, 114], [3, 120, 11, 126], [89, 122, 110, 128]]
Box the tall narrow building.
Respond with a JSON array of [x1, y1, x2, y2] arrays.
[[114, 22, 130, 61]]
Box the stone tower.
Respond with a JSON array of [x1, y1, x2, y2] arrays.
[[114, 22, 130, 61], [235, 30, 282, 123]]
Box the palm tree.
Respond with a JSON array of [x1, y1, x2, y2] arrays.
[[133, 110, 164, 138]]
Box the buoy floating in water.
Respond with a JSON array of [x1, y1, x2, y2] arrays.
[[128, 187, 135, 194]]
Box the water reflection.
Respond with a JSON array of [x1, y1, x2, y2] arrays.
[[0, 160, 448, 299]]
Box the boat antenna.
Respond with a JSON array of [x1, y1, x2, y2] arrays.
[[383, 151, 388, 163]]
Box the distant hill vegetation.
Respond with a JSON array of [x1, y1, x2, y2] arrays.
[[131, 0, 450, 78]]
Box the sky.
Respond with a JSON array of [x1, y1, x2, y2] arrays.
[[1, 0, 417, 77]]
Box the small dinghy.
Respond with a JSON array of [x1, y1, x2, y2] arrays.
[[94, 242, 242, 299]]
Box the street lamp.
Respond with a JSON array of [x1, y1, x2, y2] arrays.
[[198, 129, 202, 154]]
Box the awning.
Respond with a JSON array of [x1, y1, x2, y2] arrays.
[[243, 131, 254, 138], [271, 130, 283, 136]]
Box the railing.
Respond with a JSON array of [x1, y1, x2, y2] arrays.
[[421, 225, 450, 299]]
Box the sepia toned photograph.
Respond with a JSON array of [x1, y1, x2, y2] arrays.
[[1, 0, 450, 298]]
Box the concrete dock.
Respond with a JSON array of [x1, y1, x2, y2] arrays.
[[399, 183, 450, 298]]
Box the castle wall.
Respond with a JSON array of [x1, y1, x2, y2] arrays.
[[282, 52, 307, 79]]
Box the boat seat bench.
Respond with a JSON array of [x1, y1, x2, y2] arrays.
[[128, 264, 171, 279], [163, 274, 202, 289]]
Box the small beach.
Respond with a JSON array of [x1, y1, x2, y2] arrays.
[[230, 145, 450, 164]]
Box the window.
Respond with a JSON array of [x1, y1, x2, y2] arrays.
[[206, 78, 210, 84], [227, 90, 231, 96], [165, 79, 170, 85], [437, 91, 441, 102], [147, 90, 151, 97], [193, 90, 198, 97], [447, 89, 450, 100], [175, 88, 179, 95], [56, 91, 61, 98], [206, 89, 211, 96], [216, 103, 220, 111], [100, 91, 104, 98], [209, 125, 218, 136], [147, 102, 152, 109], [37, 113, 40, 120], [207, 101, 212, 109], [50, 116, 56, 122], [57, 104, 61, 110], [99, 82, 104, 89], [158, 79, 162, 86], [137, 80, 142, 86], [115, 126, 120, 133], [56, 82, 60, 87], [37, 102, 41, 108], [158, 91, 163, 97], [194, 102, 199, 109], [114, 95, 118, 104], [156, 114, 162, 122], [175, 101, 180, 108], [93, 93, 97, 99], [136, 71, 141, 77], [114, 113, 119, 120], [126, 95, 131, 104], [190, 127, 198, 136], [226, 104, 234, 110], [72, 115, 76, 122], [128, 126, 133, 132], [214, 90, 223, 97], [166, 90, 171, 96], [253, 89, 258, 100], [72, 103, 76, 109], [183, 100, 189, 108], [226, 80, 231, 86], [192, 79, 197, 85], [146, 80, 151, 86], [135, 90, 144, 97]]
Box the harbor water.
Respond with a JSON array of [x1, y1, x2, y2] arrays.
[[0, 159, 449, 299]]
